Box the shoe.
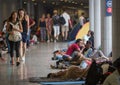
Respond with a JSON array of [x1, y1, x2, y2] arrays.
[[47, 40, 50, 43], [21, 56, 25, 61], [21, 55, 25, 61], [16, 62, 20, 66], [10, 60, 15, 65]]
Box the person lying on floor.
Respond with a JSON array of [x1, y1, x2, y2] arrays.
[[48, 65, 90, 80], [51, 52, 92, 69]]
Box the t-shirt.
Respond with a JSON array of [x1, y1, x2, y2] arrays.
[[66, 43, 80, 56], [62, 12, 70, 26], [32, 35, 37, 42], [52, 15, 59, 25], [83, 35, 90, 44], [79, 16, 85, 26], [83, 48, 93, 58]]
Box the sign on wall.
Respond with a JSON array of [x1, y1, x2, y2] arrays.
[[106, 0, 112, 16]]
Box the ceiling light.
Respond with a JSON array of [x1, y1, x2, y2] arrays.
[[43, 1, 46, 3], [75, 2, 78, 4], [52, 2, 55, 4], [81, 3, 83, 5], [64, 0, 67, 2], [32, 0, 35, 2], [72, 1, 75, 3], [60, 0, 63, 1], [24, 2, 27, 4], [34, 3, 37, 5]]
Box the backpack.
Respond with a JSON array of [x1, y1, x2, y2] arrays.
[[85, 59, 103, 85], [52, 15, 59, 25], [58, 16, 66, 25], [8, 22, 22, 42]]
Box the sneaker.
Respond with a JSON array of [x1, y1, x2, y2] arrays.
[[21, 56, 25, 61], [10, 60, 15, 65], [47, 40, 50, 43], [16, 62, 20, 66]]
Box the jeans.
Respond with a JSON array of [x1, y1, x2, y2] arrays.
[[27, 29, 31, 47], [6, 34, 10, 52], [40, 27, 46, 41], [9, 41, 20, 58]]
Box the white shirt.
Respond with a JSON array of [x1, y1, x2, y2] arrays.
[[79, 16, 85, 26], [62, 12, 70, 26], [83, 35, 90, 44], [2, 23, 7, 33], [32, 35, 38, 42]]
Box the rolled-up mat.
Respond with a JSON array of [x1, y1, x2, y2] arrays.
[[40, 81, 85, 85]]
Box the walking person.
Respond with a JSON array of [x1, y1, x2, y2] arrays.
[[52, 10, 60, 42], [79, 12, 86, 27], [61, 10, 72, 41], [27, 15, 35, 48], [46, 13, 52, 42], [6, 11, 23, 66], [38, 14, 47, 42], [18, 9, 29, 61]]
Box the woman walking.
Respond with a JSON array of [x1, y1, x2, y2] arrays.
[[6, 11, 23, 66], [18, 9, 29, 61], [38, 14, 47, 42]]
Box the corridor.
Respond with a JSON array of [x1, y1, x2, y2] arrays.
[[0, 42, 67, 85]]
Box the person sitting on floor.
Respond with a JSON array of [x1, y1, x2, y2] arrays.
[[82, 40, 93, 58], [103, 57, 120, 85], [62, 39, 85, 61], [52, 39, 84, 61], [30, 32, 39, 45]]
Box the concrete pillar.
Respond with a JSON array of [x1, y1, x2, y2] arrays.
[[89, 0, 94, 31], [30, 2, 35, 18], [19, 0, 23, 8], [103, 17, 112, 57], [101, 0, 112, 57], [27, 1, 31, 15], [112, 0, 120, 61], [94, 0, 101, 49]]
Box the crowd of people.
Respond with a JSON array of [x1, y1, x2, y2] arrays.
[[0, 9, 35, 66], [0, 9, 86, 66], [0, 8, 119, 85]]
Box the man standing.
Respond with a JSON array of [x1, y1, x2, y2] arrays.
[[52, 10, 60, 42], [79, 12, 86, 26], [61, 10, 72, 41]]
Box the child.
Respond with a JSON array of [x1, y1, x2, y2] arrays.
[[30, 33, 39, 45]]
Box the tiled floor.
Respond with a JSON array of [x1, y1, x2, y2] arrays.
[[0, 42, 68, 85]]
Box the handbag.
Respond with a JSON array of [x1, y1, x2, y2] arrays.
[[8, 32, 22, 42], [8, 22, 22, 42]]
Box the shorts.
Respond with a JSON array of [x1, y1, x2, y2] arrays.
[[22, 33, 27, 43], [61, 25, 69, 32]]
